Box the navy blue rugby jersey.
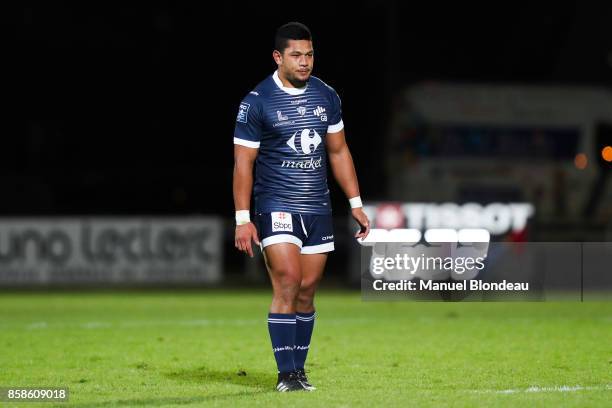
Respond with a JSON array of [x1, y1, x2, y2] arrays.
[[234, 71, 344, 215]]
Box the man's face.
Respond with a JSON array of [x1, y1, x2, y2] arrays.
[[276, 40, 314, 86]]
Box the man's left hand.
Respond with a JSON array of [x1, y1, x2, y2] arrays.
[[351, 207, 370, 239]]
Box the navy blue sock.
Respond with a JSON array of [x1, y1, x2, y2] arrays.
[[294, 311, 315, 370], [268, 313, 296, 374]]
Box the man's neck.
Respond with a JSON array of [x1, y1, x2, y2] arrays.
[[278, 71, 306, 89]]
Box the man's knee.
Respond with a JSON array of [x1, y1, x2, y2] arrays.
[[300, 275, 320, 294], [297, 279, 318, 309], [272, 264, 301, 302]]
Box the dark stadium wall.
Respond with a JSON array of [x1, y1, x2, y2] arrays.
[[9, 2, 611, 216]]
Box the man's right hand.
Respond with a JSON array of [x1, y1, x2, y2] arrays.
[[235, 222, 260, 258]]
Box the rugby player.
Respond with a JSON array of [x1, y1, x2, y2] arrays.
[[233, 22, 370, 392]]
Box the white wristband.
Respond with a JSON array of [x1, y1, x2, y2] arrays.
[[235, 210, 251, 225], [349, 196, 363, 209]]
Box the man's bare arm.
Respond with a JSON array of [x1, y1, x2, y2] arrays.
[[233, 144, 260, 256], [233, 145, 258, 211], [326, 129, 359, 198], [326, 129, 370, 238]]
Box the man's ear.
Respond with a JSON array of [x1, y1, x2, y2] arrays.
[[272, 50, 282, 65]]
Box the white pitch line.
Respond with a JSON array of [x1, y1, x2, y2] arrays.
[[472, 384, 612, 394], [26, 322, 48, 329]]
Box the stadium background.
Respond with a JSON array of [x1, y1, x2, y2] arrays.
[[3, 2, 612, 406], [7, 1, 612, 285]]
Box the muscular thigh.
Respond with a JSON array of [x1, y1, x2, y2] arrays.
[[263, 243, 302, 287], [300, 253, 328, 289]]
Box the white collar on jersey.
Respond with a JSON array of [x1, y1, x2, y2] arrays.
[[272, 70, 308, 95]]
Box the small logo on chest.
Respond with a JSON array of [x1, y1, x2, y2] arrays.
[[277, 111, 289, 121], [313, 106, 327, 122]]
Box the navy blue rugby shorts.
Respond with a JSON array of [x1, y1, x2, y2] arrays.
[[255, 211, 334, 254]]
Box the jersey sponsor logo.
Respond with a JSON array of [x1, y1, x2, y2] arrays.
[[297, 106, 306, 116], [277, 110, 289, 121], [237, 102, 250, 123], [273, 120, 296, 127], [290, 98, 308, 105], [273, 110, 296, 127], [322, 235, 334, 241], [286, 128, 322, 154], [281, 156, 323, 169], [271, 212, 293, 232], [249, 91, 259, 96], [313, 106, 327, 122]]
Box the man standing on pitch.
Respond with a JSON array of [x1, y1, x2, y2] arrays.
[[233, 22, 370, 392]]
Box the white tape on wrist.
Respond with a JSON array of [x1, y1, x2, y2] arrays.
[[349, 196, 363, 209], [235, 210, 251, 225]]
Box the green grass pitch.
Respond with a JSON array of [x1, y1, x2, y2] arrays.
[[0, 290, 610, 407]]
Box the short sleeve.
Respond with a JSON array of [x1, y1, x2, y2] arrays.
[[326, 87, 344, 134], [233, 94, 263, 148]]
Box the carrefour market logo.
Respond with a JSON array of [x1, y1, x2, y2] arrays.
[[282, 128, 323, 169], [286, 128, 322, 154]]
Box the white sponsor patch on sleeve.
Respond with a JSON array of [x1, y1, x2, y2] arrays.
[[237, 102, 250, 123], [271, 212, 293, 232]]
